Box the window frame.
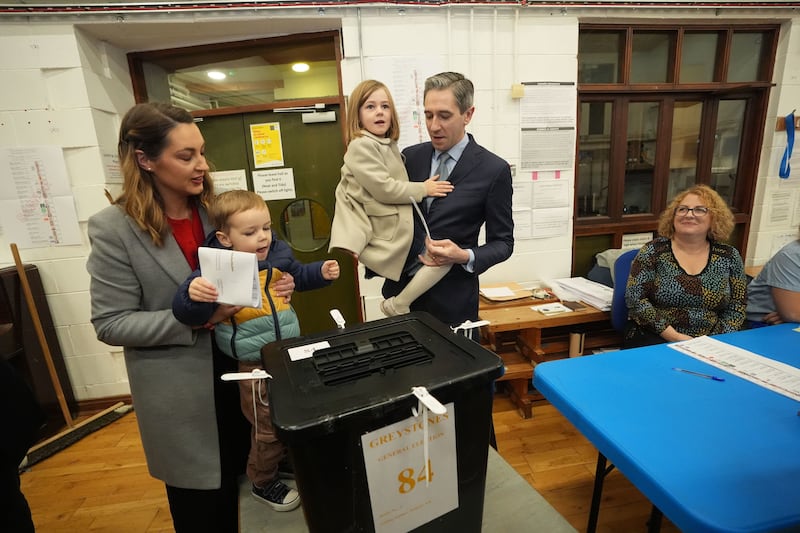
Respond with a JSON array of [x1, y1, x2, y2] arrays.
[[574, 23, 778, 276]]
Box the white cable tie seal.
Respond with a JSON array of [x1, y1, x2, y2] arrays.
[[451, 319, 490, 334], [220, 369, 272, 381], [412, 386, 446, 414], [411, 386, 446, 487], [330, 308, 346, 329]]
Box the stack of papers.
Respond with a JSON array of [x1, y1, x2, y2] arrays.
[[550, 277, 613, 311]]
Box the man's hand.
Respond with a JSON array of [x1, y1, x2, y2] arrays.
[[762, 311, 784, 325], [322, 260, 340, 281], [419, 237, 469, 267], [274, 272, 295, 303], [188, 277, 218, 303]]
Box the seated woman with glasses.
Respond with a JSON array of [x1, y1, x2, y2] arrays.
[[746, 224, 800, 326], [623, 184, 747, 348]]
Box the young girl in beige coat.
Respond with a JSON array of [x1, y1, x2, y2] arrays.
[[329, 80, 453, 315]]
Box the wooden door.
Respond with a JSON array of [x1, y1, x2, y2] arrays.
[[197, 107, 361, 334]]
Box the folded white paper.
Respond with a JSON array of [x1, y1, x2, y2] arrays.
[[198, 247, 262, 308]]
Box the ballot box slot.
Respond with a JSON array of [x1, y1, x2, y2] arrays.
[[312, 331, 433, 385]]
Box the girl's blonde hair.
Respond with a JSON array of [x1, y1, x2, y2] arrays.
[[115, 102, 214, 246], [657, 184, 735, 241], [345, 80, 400, 144]]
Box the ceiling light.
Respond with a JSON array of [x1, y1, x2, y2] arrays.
[[292, 63, 310, 73], [207, 70, 226, 80]]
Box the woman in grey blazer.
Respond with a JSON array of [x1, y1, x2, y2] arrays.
[[87, 103, 291, 532]]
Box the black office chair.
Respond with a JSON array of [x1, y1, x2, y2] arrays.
[[610, 248, 639, 334]]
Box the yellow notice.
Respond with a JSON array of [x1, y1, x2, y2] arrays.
[[249, 122, 284, 168], [361, 403, 458, 533]]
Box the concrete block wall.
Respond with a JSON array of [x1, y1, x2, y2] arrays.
[[0, 23, 134, 400], [0, 6, 797, 400]]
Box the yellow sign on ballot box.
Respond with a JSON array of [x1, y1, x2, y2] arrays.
[[360, 403, 458, 533]]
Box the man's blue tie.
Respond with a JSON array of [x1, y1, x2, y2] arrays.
[[425, 151, 450, 212]]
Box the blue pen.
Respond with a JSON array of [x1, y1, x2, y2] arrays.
[[672, 367, 725, 382]]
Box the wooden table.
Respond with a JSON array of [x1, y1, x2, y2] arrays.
[[480, 302, 619, 418]]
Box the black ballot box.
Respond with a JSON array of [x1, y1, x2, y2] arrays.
[[261, 312, 504, 533]]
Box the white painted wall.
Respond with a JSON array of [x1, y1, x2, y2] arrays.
[[0, 6, 797, 401]]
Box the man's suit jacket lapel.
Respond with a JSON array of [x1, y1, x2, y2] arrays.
[[407, 145, 435, 182], [448, 135, 480, 185], [407, 134, 480, 184]]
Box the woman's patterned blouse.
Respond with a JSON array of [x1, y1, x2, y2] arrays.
[[625, 237, 747, 338]]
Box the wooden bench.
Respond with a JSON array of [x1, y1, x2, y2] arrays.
[[494, 350, 536, 418]]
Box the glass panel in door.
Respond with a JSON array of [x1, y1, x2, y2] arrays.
[[668, 101, 702, 200], [577, 101, 612, 217], [624, 102, 659, 215], [711, 100, 745, 206]]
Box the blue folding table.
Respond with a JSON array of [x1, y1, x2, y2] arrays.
[[534, 324, 800, 533]]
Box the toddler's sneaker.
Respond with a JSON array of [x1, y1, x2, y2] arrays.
[[251, 478, 300, 512]]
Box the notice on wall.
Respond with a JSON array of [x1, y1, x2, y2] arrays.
[[520, 128, 575, 171], [512, 208, 533, 239], [361, 404, 457, 533], [622, 232, 655, 249], [250, 122, 285, 168], [364, 55, 447, 150], [253, 168, 296, 201], [520, 82, 576, 128], [102, 150, 122, 184], [532, 206, 570, 238], [767, 190, 793, 226], [0, 145, 81, 248], [210, 169, 248, 194], [532, 179, 570, 209]]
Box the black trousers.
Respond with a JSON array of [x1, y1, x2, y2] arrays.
[[165, 347, 249, 533], [2, 462, 35, 533], [1, 358, 44, 533]]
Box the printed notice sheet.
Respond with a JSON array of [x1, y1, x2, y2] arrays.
[[198, 247, 261, 308], [361, 404, 457, 533], [0, 145, 81, 248], [669, 336, 800, 402]]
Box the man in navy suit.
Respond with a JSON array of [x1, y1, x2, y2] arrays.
[[382, 72, 514, 332]]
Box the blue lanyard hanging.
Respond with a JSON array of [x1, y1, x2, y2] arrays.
[[779, 111, 795, 179]]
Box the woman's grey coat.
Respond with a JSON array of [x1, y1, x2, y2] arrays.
[[87, 204, 223, 489]]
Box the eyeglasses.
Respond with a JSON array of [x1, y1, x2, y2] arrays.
[[675, 206, 709, 217]]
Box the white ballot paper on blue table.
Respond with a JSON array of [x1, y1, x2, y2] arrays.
[[198, 247, 262, 308]]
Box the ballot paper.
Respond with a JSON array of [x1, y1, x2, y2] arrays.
[[669, 335, 800, 402], [198, 247, 262, 308]]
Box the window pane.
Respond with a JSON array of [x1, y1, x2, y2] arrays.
[[712, 100, 745, 206], [729, 32, 767, 82], [631, 32, 672, 83], [668, 101, 702, 200], [680, 32, 719, 83], [625, 102, 659, 215], [577, 101, 612, 216], [579, 31, 623, 83], [138, 37, 340, 110]]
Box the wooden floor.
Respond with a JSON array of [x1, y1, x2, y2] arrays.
[[20, 393, 680, 533]]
